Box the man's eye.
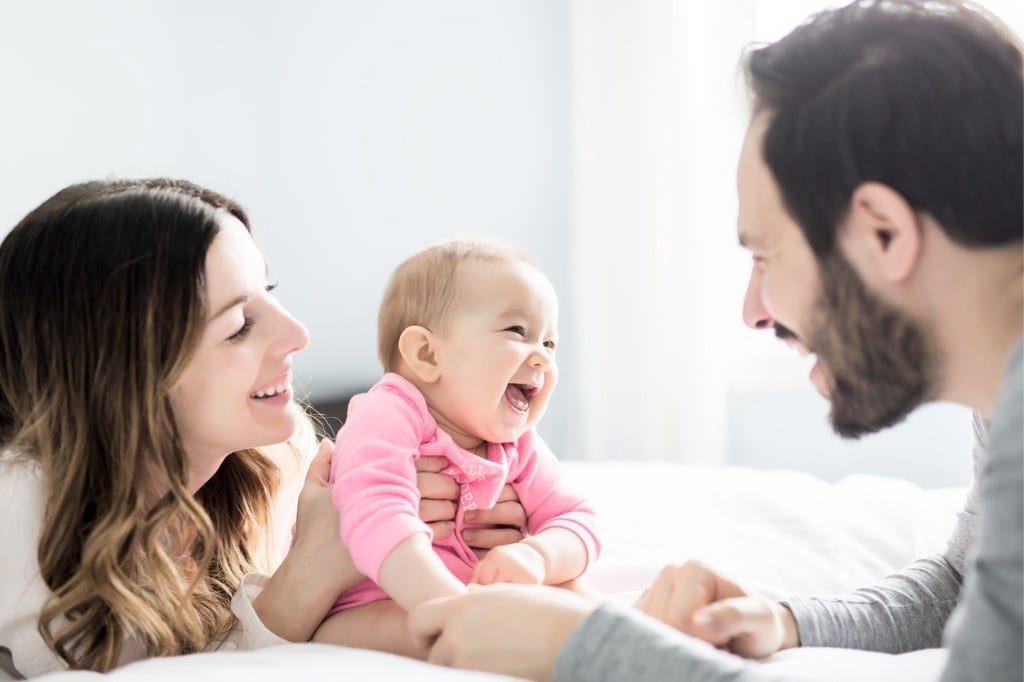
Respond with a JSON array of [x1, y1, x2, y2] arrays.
[[229, 316, 254, 341], [504, 325, 526, 336]]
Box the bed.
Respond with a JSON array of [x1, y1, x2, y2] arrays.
[[38, 461, 964, 681]]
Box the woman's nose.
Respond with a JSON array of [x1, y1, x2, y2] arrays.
[[276, 307, 310, 355]]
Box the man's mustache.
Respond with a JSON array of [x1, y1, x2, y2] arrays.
[[774, 323, 798, 342]]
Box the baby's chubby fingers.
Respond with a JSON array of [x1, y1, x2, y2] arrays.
[[470, 558, 499, 585]]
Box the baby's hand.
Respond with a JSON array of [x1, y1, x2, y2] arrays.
[[470, 542, 546, 585]]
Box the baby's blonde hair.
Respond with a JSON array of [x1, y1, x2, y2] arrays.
[[377, 239, 534, 372]]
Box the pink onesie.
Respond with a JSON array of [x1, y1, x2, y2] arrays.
[[328, 373, 600, 613]]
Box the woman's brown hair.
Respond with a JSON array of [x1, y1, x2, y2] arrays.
[[0, 179, 282, 670]]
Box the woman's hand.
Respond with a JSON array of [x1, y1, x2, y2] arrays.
[[634, 560, 799, 658], [415, 456, 527, 553], [254, 439, 363, 642], [409, 584, 595, 680]]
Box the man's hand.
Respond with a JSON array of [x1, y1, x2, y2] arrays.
[[409, 584, 595, 681], [415, 456, 527, 553], [470, 542, 546, 585], [634, 560, 800, 658]]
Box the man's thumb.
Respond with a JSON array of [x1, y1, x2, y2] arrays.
[[691, 599, 755, 645]]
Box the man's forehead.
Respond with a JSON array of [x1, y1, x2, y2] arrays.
[[736, 114, 770, 193], [735, 113, 787, 249]]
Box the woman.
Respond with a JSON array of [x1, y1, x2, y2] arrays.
[[0, 179, 525, 677]]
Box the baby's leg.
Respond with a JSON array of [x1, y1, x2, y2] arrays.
[[312, 599, 428, 660]]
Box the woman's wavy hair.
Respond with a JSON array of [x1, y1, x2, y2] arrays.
[[0, 179, 283, 670]]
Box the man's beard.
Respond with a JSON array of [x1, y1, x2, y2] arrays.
[[803, 251, 937, 439]]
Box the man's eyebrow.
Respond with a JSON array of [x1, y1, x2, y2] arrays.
[[210, 294, 250, 320]]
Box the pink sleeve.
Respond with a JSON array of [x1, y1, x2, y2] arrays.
[[509, 431, 602, 573], [330, 381, 431, 582]]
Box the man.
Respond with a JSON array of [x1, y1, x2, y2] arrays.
[[408, 1, 1023, 681]]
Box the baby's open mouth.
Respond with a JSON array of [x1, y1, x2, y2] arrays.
[[504, 383, 537, 413]]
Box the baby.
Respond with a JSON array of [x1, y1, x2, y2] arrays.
[[312, 240, 600, 657]]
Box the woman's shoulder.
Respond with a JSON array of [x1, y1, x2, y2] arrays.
[[0, 449, 45, 499], [0, 449, 46, 542], [0, 449, 48, 582], [0, 450, 58, 679]]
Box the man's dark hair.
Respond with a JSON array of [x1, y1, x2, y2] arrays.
[[744, 0, 1023, 258]]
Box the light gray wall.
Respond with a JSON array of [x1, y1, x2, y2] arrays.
[[728, 391, 973, 488], [0, 1, 975, 488], [0, 0, 576, 453]]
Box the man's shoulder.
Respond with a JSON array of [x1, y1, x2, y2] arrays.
[[989, 334, 1023, 459]]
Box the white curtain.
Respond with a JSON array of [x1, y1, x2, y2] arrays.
[[567, 0, 755, 463], [565, 0, 1024, 466]]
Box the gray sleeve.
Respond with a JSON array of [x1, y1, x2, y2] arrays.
[[778, 413, 985, 654], [779, 555, 962, 652], [938, 340, 1023, 682], [553, 602, 751, 682]]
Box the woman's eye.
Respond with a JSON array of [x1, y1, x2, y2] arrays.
[[504, 325, 526, 336], [544, 340, 557, 351], [229, 316, 254, 342], [265, 282, 278, 294]]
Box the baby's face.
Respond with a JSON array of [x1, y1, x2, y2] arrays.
[[430, 258, 559, 444]]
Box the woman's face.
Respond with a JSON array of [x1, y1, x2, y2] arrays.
[[169, 213, 309, 492]]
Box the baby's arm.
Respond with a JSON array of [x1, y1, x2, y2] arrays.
[[521, 527, 590, 584], [379, 534, 465, 609], [472, 527, 588, 585], [332, 381, 465, 607], [472, 431, 600, 586]]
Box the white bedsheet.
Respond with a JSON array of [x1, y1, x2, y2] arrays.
[[37, 461, 965, 681]]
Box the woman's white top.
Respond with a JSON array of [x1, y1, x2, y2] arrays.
[[0, 443, 308, 679]]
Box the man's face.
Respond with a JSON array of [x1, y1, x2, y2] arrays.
[[736, 113, 935, 438]]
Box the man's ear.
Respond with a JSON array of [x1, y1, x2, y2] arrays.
[[841, 182, 922, 284], [398, 326, 441, 383]]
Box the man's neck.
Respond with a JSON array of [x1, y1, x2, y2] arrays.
[[931, 244, 1023, 418]]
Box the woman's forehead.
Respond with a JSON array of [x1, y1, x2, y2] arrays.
[[203, 215, 266, 317]]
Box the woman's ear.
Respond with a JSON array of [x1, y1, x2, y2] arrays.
[[398, 326, 441, 383], [841, 182, 922, 285]]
